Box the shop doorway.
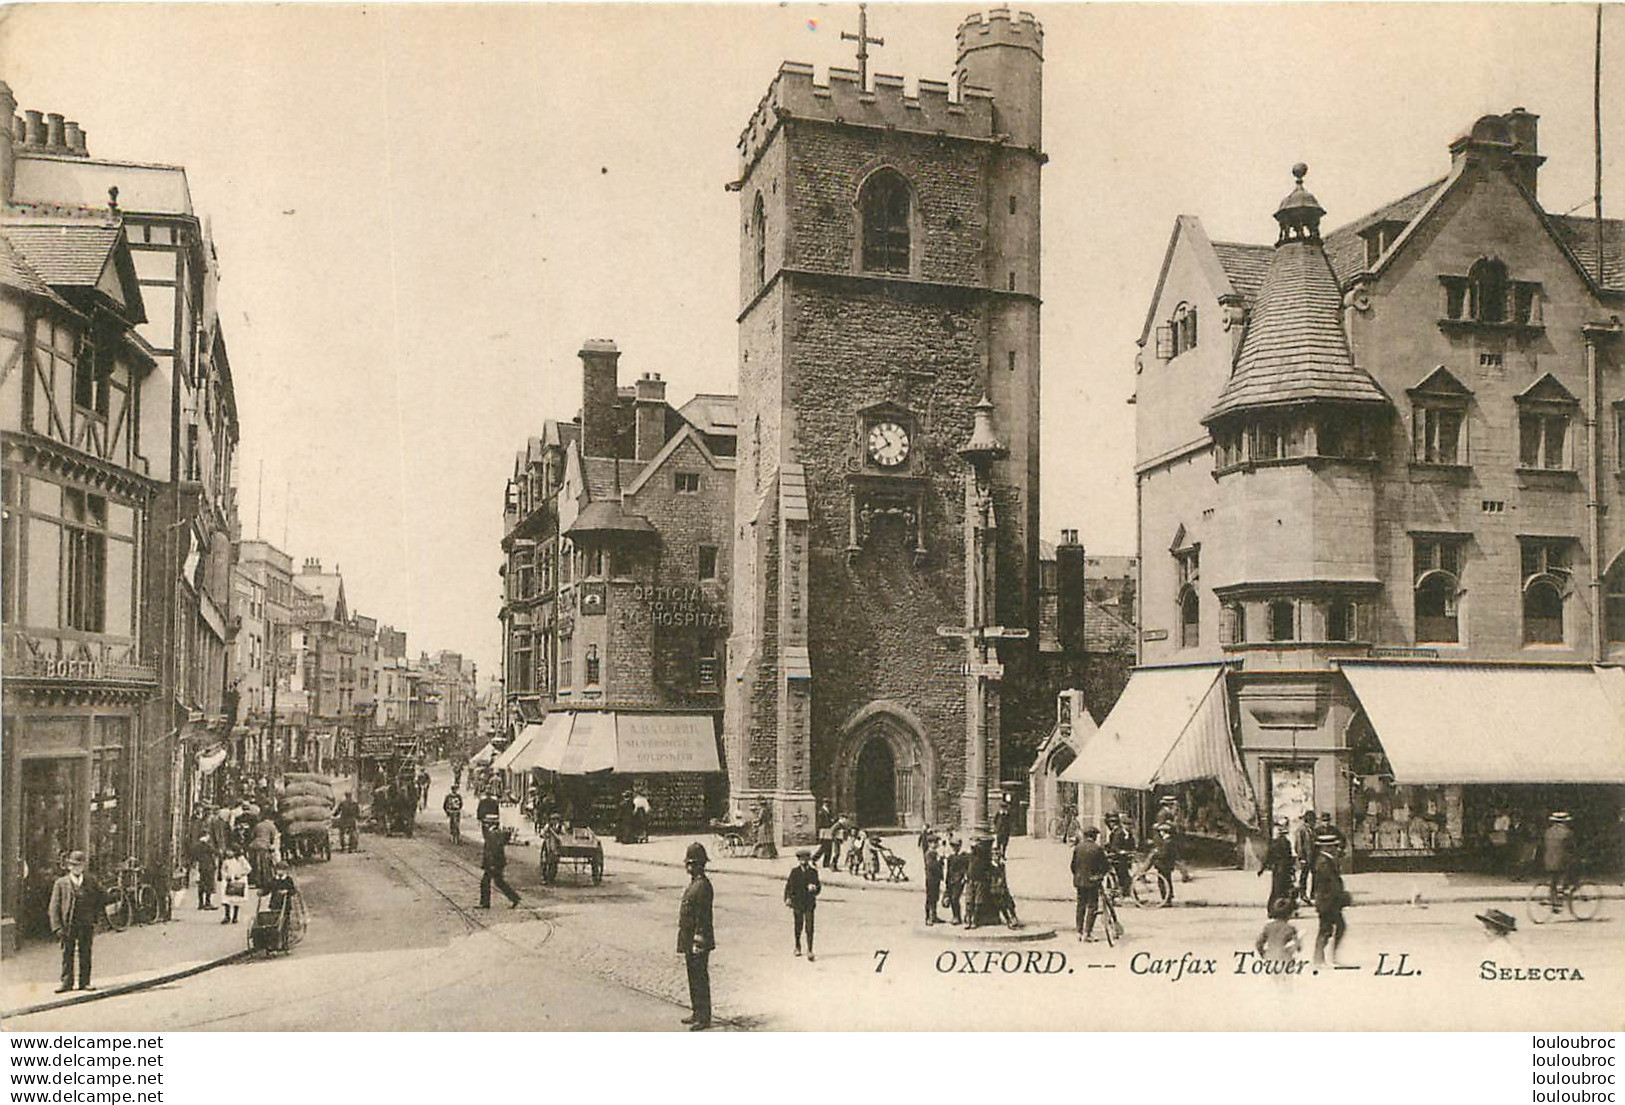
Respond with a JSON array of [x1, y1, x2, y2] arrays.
[[19, 758, 85, 938], [855, 738, 897, 827]]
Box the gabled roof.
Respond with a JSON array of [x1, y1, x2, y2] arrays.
[[1322, 178, 1445, 284], [1206, 238, 1389, 422], [1137, 215, 1242, 346], [1084, 598, 1137, 654], [1, 216, 146, 324], [0, 231, 75, 313], [624, 424, 725, 497], [678, 393, 739, 437], [1209, 241, 1273, 302], [2, 219, 122, 286], [296, 572, 347, 622]]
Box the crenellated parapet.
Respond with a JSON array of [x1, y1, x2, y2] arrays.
[[955, 8, 1044, 60], [736, 61, 995, 176]]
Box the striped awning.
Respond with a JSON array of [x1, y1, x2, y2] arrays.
[[531, 712, 721, 776], [492, 724, 544, 772], [1061, 664, 1257, 823]]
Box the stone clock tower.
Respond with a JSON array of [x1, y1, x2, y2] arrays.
[[725, 8, 1043, 843]]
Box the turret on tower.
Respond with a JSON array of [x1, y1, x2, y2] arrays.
[[954, 7, 1043, 150]]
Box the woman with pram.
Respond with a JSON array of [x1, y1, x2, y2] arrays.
[[250, 863, 302, 953]]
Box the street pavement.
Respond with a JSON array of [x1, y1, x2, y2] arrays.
[[6, 765, 1622, 1031]]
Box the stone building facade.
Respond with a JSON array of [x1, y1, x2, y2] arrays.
[[1110, 109, 1625, 869], [497, 342, 737, 829], [725, 9, 1045, 842]]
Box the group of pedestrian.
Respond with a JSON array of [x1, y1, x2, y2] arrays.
[[371, 773, 426, 837], [918, 829, 1016, 928], [1251, 808, 1349, 967], [615, 790, 652, 844]]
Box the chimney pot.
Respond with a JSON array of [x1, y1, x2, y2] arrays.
[[45, 112, 64, 149], [23, 110, 43, 146], [64, 121, 83, 154]]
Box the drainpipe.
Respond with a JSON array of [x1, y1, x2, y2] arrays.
[[1583, 322, 1620, 663]]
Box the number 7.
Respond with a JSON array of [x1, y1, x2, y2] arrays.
[[873, 949, 889, 973]]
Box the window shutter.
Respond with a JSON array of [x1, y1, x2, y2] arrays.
[[1155, 325, 1174, 360]]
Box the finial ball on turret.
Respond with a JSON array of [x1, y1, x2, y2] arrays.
[[1292, 162, 1308, 183]]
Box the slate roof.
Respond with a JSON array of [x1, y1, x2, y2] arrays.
[[679, 393, 739, 437], [1, 219, 121, 287], [1206, 238, 1389, 422], [565, 500, 657, 537], [1209, 241, 1273, 302], [1322, 178, 1444, 283], [581, 456, 644, 501], [1551, 214, 1625, 292], [0, 231, 75, 312]]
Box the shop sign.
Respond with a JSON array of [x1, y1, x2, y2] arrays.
[[359, 733, 393, 757], [5, 632, 157, 683], [627, 584, 725, 628], [1141, 629, 1169, 642]]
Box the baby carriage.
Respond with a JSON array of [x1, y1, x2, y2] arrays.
[[248, 868, 307, 955]]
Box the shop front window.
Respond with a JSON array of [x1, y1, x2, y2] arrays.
[[1352, 777, 1464, 856]]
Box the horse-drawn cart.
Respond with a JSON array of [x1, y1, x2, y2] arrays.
[[540, 822, 604, 884]]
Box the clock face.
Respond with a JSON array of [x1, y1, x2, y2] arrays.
[[867, 421, 911, 467]]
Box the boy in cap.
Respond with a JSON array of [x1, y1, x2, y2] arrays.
[[678, 842, 715, 1030], [944, 837, 969, 924], [48, 851, 100, 992], [784, 848, 821, 960], [1311, 830, 1349, 967]]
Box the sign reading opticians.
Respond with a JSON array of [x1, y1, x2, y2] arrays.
[[628, 584, 726, 629]]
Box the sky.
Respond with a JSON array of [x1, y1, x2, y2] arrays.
[[3, 2, 1620, 679]]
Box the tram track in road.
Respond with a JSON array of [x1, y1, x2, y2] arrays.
[[376, 824, 764, 1030]]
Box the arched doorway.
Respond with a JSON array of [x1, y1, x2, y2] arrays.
[[836, 703, 935, 829], [855, 737, 898, 826]]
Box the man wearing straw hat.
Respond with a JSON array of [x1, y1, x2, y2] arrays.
[[1310, 830, 1350, 968], [48, 851, 101, 992]]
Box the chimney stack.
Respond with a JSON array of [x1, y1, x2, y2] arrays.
[[45, 112, 64, 150], [579, 339, 622, 458], [63, 121, 84, 155], [0, 82, 15, 205], [634, 372, 667, 461], [1504, 106, 1543, 199], [1056, 530, 1086, 655]]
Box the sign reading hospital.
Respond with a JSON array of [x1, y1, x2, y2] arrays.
[[628, 584, 725, 629]]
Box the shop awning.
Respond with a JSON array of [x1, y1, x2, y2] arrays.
[[1341, 661, 1625, 785], [531, 712, 721, 776], [197, 746, 228, 775], [492, 725, 543, 772], [1060, 664, 1257, 823], [469, 740, 498, 767], [509, 714, 571, 773]]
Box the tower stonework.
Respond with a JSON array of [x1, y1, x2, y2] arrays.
[[725, 9, 1044, 843]]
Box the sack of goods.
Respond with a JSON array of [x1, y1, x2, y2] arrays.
[[280, 795, 333, 817], [285, 819, 331, 837], [283, 779, 335, 802]]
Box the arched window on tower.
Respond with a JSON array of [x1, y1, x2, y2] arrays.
[[860, 170, 912, 274], [753, 194, 767, 291]]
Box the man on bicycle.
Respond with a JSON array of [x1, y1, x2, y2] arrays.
[[1070, 826, 1110, 942], [1543, 811, 1576, 908], [1104, 813, 1134, 898], [443, 785, 465, 843]]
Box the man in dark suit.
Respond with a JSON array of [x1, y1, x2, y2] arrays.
[[923, 836, 944, 925], [1070, 827, 1110, 941], [964, 836, 994, 929], [1294, 810, 1317, 903], [678, 842, 715, 1030], [48, 851, 100, 992], [478, 822, 521, 908], [944, 838, 969, 924], [1311, 831, 1349, 967], [993, 797, 1013, 859], [1259, 817, 1296, 911], [783, 848, 821, 960]]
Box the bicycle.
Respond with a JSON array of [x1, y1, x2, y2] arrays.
[[1046, 806, 1080, 844], [101, 857, 159, 932], [1128, 853, 1173, 908], [1526, 874, 1601, 925], [1095, 884, 1123, 946]]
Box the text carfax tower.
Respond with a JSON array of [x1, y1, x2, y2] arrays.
[[726, 8, 1044, 844]]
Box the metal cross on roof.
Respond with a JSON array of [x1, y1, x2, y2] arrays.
[[841, 3, 885, 89]]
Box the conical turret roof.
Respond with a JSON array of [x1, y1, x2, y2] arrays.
[[1205, 167, 1389, 423]]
